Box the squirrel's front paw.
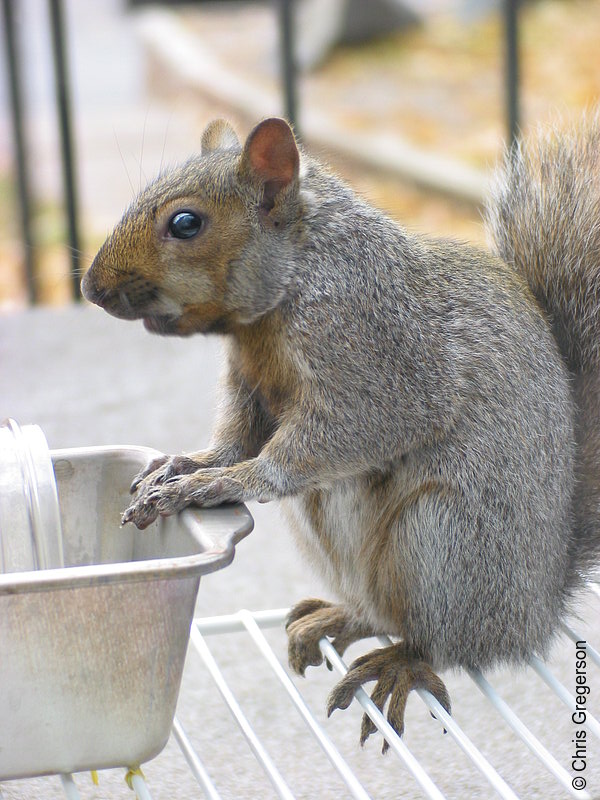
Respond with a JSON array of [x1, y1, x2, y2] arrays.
[[327, 643, 451, 752], [122, 470, 244, 529], [130, 454, 202, 494]]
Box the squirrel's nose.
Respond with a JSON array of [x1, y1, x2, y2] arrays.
[[81, 267, 103, 305], [80, 268, 96, 302], [80, 265, 116, 310]]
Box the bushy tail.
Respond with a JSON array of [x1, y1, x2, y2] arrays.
[[485, 115, 600, 575]]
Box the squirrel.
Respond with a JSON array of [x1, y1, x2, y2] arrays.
[[81, 114, 600, 749]]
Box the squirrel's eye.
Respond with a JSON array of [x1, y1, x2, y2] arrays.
[[167, 211, 204, 239]]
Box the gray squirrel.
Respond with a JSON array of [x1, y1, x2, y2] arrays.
[[81, 115, 600, 747]]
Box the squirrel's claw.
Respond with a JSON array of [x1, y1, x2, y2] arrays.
[[122, 477, 183, 529], [130, 454, 203, 494], [121, 495, 161, 529], [326, 643, 451, 753], [130, 454, 170, 494]]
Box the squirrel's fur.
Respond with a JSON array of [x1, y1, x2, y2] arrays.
[[486, 118, 600, 575], [82, 115, 600, 744]]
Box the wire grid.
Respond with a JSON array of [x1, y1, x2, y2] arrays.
[[44, 585, 599, 800]]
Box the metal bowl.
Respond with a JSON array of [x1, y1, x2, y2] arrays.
[[0, 440, 253, 780]]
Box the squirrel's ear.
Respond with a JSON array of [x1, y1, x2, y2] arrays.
[[201, 119, 240, 154], [240, 117, 300, 210]]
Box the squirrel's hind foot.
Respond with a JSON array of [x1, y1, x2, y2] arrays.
[[327, 642, 451, 753], [286, 598, 374, 676]]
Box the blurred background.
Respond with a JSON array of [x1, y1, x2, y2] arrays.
[[1, 0, 600, 308]]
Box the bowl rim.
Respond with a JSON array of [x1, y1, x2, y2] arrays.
[[0, 445, 254, 595]]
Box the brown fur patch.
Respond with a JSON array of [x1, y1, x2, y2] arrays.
[[302, 489, 337, 564], [175, 301, 231, 335], [361, 479, 447, 630], [232, 311, 301, 421]]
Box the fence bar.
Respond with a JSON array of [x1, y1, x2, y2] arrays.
[[48, 0, 81, 301], [1, 0, 36, 303], [529, 656, 600, 741], [371, 635, 518, 799], [239, 610, 373, 800], [419, 689, 519, 800], [59, 774, 81, 800], [195, 607, 289, 636], [127, 771, 153, 800], [190, 623, 296, 800], [504, 0, 520, 146], [561, 624, 600, 670], [278, 0, 299, 134], [172, 717, 222, 800], [469, 668, 590, 799], [321, 640, 445, 800]]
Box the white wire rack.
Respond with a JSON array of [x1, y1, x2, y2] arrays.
[[29, 584, 599, 800]]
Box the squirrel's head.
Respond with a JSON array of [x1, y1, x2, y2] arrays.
[[82, 117, 301, 335]]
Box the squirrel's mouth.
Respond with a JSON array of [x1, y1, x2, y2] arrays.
[[142, 314, 182, 336], [142, 307, 233, 337]]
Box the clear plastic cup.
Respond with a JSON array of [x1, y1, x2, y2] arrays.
[[0, 419, 64, 572]]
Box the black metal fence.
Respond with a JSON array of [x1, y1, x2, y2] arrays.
[[2, 0, 80, 303], [1, 0, 521, 305]]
